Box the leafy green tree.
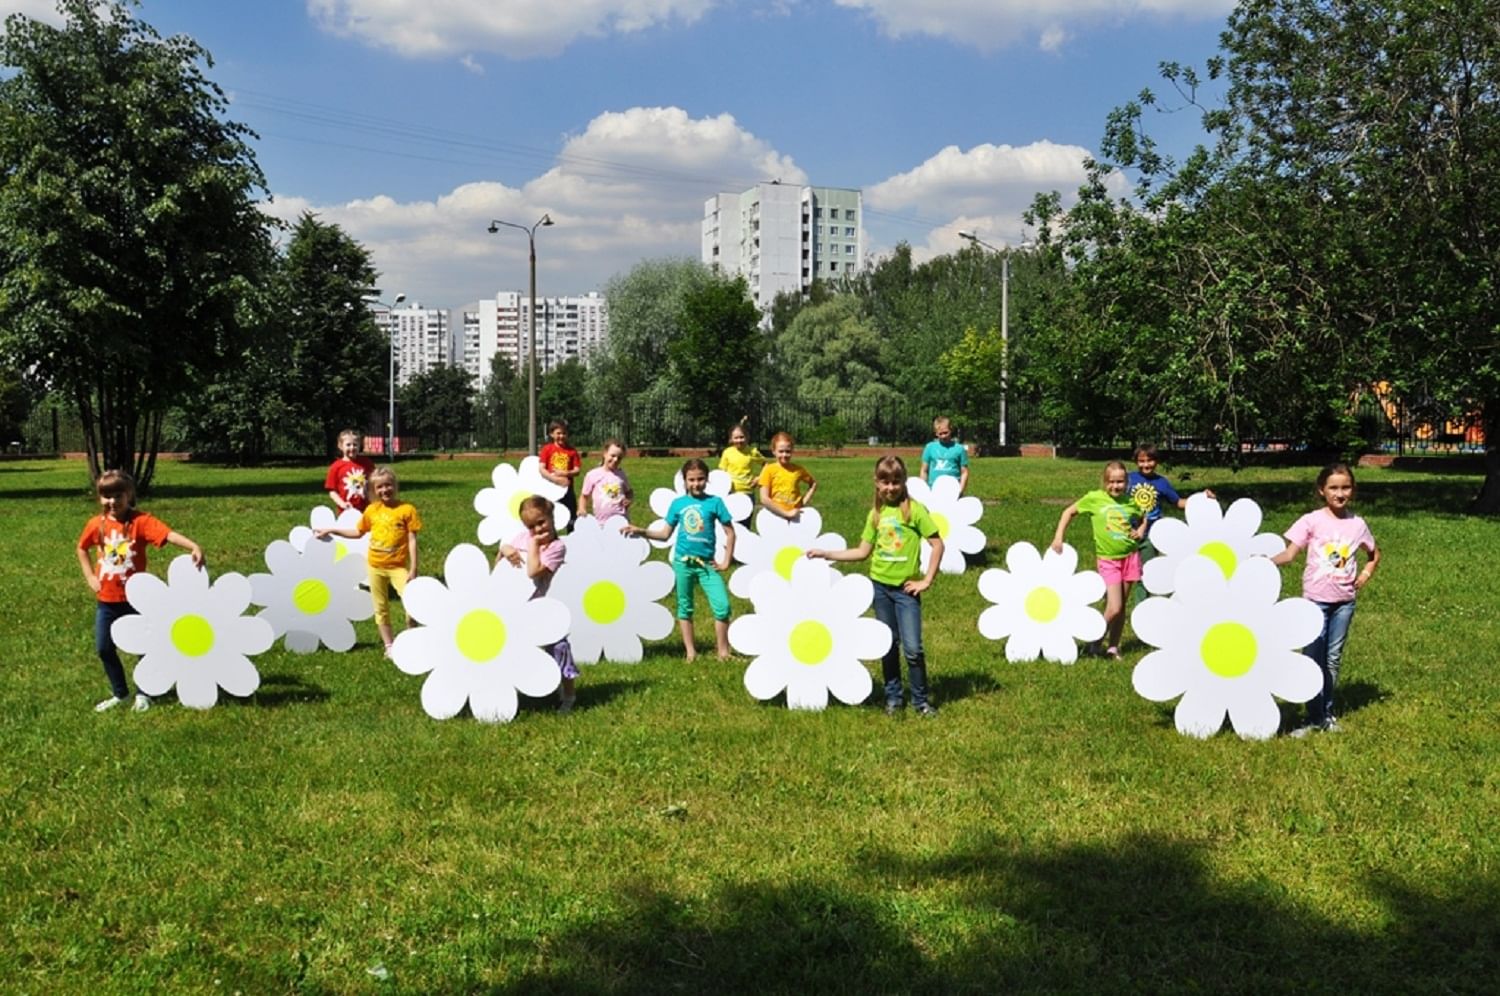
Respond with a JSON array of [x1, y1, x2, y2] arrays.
[[537, 358, 590, 439], [667, 276, 764, 444], [400, 366, 474, 450], [774, 295, 897, 402], [938, 327, 1006, 444], [278, 213, 385, 455], [475, 352, 525, 451], [0, 0, 270, 486], [592, 258, 715, 413]]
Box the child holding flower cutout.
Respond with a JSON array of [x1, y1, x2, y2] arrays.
[[1051, 460, 1145, 660], [498, 495, 578, 712], [315, 465, 420, 657]]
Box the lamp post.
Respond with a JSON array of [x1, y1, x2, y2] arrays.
[[376, 293, 406, 459], [487, 214, 554, 453], [958, 231, 1027, 449]]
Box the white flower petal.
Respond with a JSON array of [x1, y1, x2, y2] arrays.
[[166, 554, 209, 592], [1226, 691, 1282, 740], [1174, 687, 1228, 738], [110, 614, 153, 654], [508, 646, 563, 698], [420, 665, 472, 719], [1039, 628, 1080, 664], [1006, 627, 1044, 662], [785, 671, 831, 711], [1267, 598, 1326, 649], [846, 617, 893, 661], [400, 577, 453, 628], [284, 630, 322, 654], [469, 675, 521, 724], [1260, 650, 1324, 703], [1129, 597, 1181, 649], [1132, 650, 1190, 702], [743, 654, 788, 701], [216, 655, 262, 698], [391, 626, 449, 675], [175, 667, 221, 710], [824, 661, 873, 705], [132, 655, 176, 696], [977, 603, 1015, 642]]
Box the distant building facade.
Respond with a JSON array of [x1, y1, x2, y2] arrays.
[[475, 291, 609, 387], [372, 302, 452, 387], [702, 183, 865, 311]]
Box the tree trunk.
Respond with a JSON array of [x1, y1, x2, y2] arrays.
[[1471, 402, 1500, 515]]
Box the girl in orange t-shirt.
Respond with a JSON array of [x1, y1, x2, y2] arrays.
[[76, 470, 203, 712]]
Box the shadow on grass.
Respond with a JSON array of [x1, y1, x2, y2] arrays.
[[928, 668, 1004, 706], [504, 836, 1497, 993], [247, 672, 332, 708], [516, 677, 644, 714]]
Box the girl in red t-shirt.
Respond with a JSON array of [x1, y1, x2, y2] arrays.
[[76, 470, 203, 712]]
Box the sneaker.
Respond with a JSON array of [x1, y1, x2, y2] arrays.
[[132, 694, 151, 712], [557, 695, 576, 714], [95, 696, 126, 712], [884, 701, 903, 716], [1321, 717, 1342, 733], [1287, 723, 1318, 739], [915, 702, 939, 717], [382, 644, 394, 659], [1104, 646, 1121, 661]]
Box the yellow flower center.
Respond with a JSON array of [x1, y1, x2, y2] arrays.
[[773, 545, 804, 580], [1024, 586, 1062, 623], [333, 539, 350, 562], [788, 620, 833, 665], [931, 510, 951, 539], [582, 580, 626, 624], [507, 489, 534, 520], [455, 609, 507, 663], [292, 578, 331, 616], [170, 614, 215, 657], [1198, 540, 1237, 579], [1200, 621, 1257, 678]]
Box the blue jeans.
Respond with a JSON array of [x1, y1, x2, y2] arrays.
[[871, 581, 928, 708], [1305, 599, 1356, 725], [95, 601, 138, 699]]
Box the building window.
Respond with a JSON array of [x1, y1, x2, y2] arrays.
[[816, 242, 824, 253], [844, 209, 856, 220], [813, 207, 822, 217], [844, 227, 856, 237], [829, 261, 838, 271], [845, 244, 855, 254]]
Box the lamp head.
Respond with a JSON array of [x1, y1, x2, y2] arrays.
[[393, 293, 406, 306], [486, 221, 499, 234], [958, 230, 978, 242], [539, 214, 554, 227]]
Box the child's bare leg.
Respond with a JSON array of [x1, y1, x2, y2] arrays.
[[678, 619, 697, 660], [1103, 583, 1125, 651], [714, 619, 731, 659], [377, 620, 395, 648]]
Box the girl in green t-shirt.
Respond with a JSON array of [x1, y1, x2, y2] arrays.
[[808, 456, 944, 716], [1051, 460, 1146, 660]]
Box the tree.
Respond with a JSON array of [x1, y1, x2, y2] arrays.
[[400, 366, 474, 450], [938, 327, 1006, 443], [474, 352, 525, 451], [0, 0, 271, 486], [537, 359, 590, 439], [774, 295, 897, 401], [592, 257, 715, 413], [667, 276, 764, 444]]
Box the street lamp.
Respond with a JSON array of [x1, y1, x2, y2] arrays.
[[487, 214, 554, 454], [958, 231, 1028, 449], [375, 293, 407, 459]]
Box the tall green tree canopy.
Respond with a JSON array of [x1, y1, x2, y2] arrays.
[[593, 258, 714, 411], [0, 0, 271, 485], [667, 276, 763, 443], [400, 366, 474, 451], [774, 295, 897, 402]]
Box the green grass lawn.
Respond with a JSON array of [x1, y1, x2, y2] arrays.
[[3, 455, 1497, 993]]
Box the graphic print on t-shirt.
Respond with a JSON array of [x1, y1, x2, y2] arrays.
[[1130, 482, 1159, 516], [99, 526, 133, 582], [876, 519, 907, 558], [341, 466, 368, 502], [550, 452, 572, 473], [1313, 538, 1355, 578], [681, 505, 705, 538]]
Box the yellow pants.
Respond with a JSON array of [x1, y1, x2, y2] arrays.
[[367, 565, 409, 627]]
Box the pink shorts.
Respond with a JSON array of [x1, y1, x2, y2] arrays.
[[1097, 552, 1142, 586]]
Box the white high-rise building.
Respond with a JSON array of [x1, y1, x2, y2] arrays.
[[475, 291, 609, 386], [703, 183, 865, 311], [372, 302, 453, 386]]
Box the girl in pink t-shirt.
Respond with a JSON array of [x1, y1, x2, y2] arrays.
[[578, 439, 633, 529], [1271, 463, 1381, 735], [497, 495, 578, 712]]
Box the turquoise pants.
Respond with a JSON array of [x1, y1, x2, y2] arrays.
[[673, 556, 730, 621]]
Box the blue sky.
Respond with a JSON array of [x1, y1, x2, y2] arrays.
[[4, 0, 1236, 306]]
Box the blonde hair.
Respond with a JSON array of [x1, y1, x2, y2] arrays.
[[369, 465, 398, 498], [1101, 460, 1128, 485], [337, 428, 361, 446], [871, 455, 912, 525], [932, 416, 952, 432], [519, 495, 555, 533]]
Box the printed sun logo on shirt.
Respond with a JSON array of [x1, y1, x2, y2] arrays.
[[342, 467, 367, 500], [1314, 539, 1355, 577], [549, 453, 571, 472], [1130, 483, 1159, 515], [876, 520, 906, 558], [100, 527, 132, 580]]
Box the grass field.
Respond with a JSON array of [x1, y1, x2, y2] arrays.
[[3, 455, 1498, 994]]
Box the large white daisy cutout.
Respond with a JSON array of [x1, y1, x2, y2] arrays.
[[1142, 493, 1284, 595], [729, 506, 848, 598], [474, 456, 571, 546], [1131, 555, 1323, 740], [977, 542, 1106, 664], [906, 475, 986, 574], [289, 506, 370, 565], [548, 518, 674, 663], [249, 537, 372, 653], [729, 557, 888, 711], [647, 469, 751, 559], [112, 555, 274, 709], [391, 544, 567, 722]]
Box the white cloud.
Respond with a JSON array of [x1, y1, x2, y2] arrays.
[[458, 54, 484, 75], [0, 0, 67, 24], [264, 106, 804, 304], [1038, 25, 1069, 53], [307, 0, 716, 59], [864, 140, 1127, 262], [834, 0, 1233, 52]]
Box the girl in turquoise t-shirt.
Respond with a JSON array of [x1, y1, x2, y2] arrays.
[[808, 455, 945, 716], [1051, 460, 1145, 659]]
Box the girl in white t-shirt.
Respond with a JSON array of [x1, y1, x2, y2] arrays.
[[1271, 463, 1380, 735]]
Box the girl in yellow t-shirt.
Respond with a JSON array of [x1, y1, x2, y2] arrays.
[[315, 466, 421, 656], [717, 419, 764, 518], [757, 431, 817, 520]]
